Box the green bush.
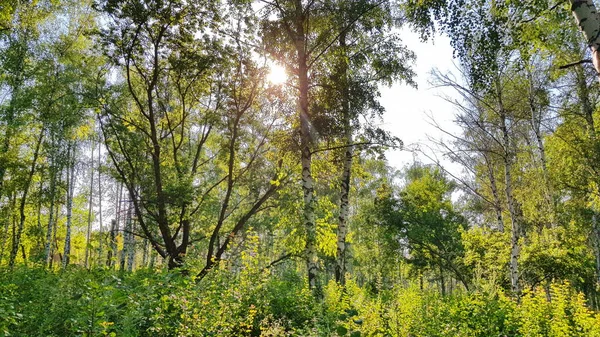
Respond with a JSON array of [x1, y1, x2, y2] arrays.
[[3, 267, 600, 336]]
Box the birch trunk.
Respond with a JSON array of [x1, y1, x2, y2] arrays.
[[498, 84, 521, 295], [44, 155, 58, 267], [125, 202, 135, 272], [484, 154, 504, 232], [85, 139, 94, 268], [290, 0, 319, 294], [36, 180, 43, 252], [106, 219, 117, 267], [335, 31, 352, 286], [63, 144, 76, 268], [49, 188, 60, 269], [570, 0, 600, 80], [526, 70, 555, 225], [142, 237, 149, 267], [97, 140, 104, 262]]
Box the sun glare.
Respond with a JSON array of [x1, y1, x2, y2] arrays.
[[267, 63, 287, 85]]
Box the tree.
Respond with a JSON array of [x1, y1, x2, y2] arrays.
[[375, 163, 469, 292], [322, 0, 414, 286], [96, 0, 285, 272]]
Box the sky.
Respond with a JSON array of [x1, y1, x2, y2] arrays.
[[380, 28, 463, 176]]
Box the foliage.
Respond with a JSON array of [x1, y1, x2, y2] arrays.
[[3, 266, 600, 336]]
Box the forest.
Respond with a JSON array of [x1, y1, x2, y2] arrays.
[[3, 0, 600, 336]]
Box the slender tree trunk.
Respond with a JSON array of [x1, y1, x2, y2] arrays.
[[504, 130, 520, 296], [439, 264, 446, 296], [113, 183, 123, 268], [335, 31, 352, 286], [0, 212, 10, 263], [49, 187, 61, 269], [292, 0, 319, 295], [63, 144, 76, 268], [36, 179, 44, 253], [121, 201, 133, 271], [85, 139, 95, 268], [126, 209, 135, 272], [526, 70, 555, 225], [20, 244, 26, 265], [107, 219, 117, 267], [570, 0, 600, 80], [44, 155, 58, 267], [149, 248, 156, 268], [10, 195, 16, 264], [9, 130, 43, 267], [498, 82, 521, 296], [484, 155, 504, 232], [593, 213, 600, 285], [142, 237, 149, 268], [97, 137, 104, 264], [1, 192, 16, 264]]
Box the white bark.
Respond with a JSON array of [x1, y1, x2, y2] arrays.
[[84, 139, 94, 268], [97, 138, 104, 263], [497, 81, 521, 295], [44, 155, 57, 266], [571, 0, 600, 79], [63, 145, 76, 268], [335, 32, 352, 285], [142, 237, 149, 267], [125, 202, 135, 271], [293, 0, 319, 294]]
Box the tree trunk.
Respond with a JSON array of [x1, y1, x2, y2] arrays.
[[49, 189, 60, 269], [63, 144, 76, 268], [570, 0, 600, 80], [526, 69, 555, 226], [44, 155, 58, 267], [126, 207, 135, 272], [0, 213, 9, 263], [36, 179, 44, 254], [498, 82, 521, 296], [593, 213, 600, 285], [97, 139, 104, 264], [484, 154, 504, 232], [335, 31, 353, 286], [142, 237, 149, 268], [0, 192, 16, 264], [9, 130, 43, 267], [292, 0, 319, 295], [116, 183, 124, 269], [106, 219, 117, 267], [85, 139, 95, 268], [439, 264, 446, 296], [122, 201, 134, 271], [149, 248, 156, 268]]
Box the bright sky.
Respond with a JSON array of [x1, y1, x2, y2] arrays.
[[380, 28, 463, 176]]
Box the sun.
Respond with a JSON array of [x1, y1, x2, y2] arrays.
[[267, 63, 287, 85]]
